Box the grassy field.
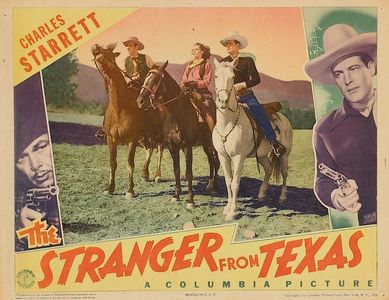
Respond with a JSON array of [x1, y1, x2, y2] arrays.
[[52, 129, 330, 245]]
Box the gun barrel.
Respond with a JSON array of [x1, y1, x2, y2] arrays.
[[318, 163, 348, 187]]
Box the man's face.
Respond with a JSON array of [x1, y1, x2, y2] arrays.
[[16, 133, 54, 188], [332, 55, 375, 104], [225, 40, 240, 56], [126, 42, 139, 57]]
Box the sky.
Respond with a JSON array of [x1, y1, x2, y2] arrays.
[[76, 7, 309, 81]]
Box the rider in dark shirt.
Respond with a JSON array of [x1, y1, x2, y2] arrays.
[[220, 31, 286, 157]]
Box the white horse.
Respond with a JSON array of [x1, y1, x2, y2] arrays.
[[212, 59, 293, 221]]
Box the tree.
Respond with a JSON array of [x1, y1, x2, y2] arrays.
[[42, 50, 79, 108]]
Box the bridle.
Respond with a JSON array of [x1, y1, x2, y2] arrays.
[[140, 69, 183, 110], [215, 77, 239, 113], [93, 49, 134, 84]]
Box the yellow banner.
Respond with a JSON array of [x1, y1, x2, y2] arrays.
[[15, 225, 376, 292], [13, 7, 137, 85]]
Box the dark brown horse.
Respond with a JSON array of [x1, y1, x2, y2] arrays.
[[92, 44, 164, 199], [136, 61, 219, 209]]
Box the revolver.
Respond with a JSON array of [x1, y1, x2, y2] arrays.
[[25, 185, 58, 217], [318, 163, 349, 189]]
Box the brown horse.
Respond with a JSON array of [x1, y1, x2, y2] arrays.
[[92, 44, 164, 199], [136, 61, 220, 209]]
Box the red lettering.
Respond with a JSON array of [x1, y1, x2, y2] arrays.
[[149, 237, 174, 272], [124, 241, 154, 276], [38, 44, 52, 62], [258, 240, 284, 278], [43, 23, 54, 35], [57, 31, 72, 48], [275, 239, 303, 277], [76, 247, 105, 283], [348, 230, 364, 267], [172, 234, 199, 271], [317, 235, 348, 271], [56, 15, 65, 26], [58, 247, 85, 285], [19, 38, 28, 49], [47, 39, 61, 55], [27, 49, 41, 66], [68, 24, 82, 42], [24, 33, 35, 46], [32, 29, 42, 42], [192, 232, 223, 272], [86, 12, 100, 29], [38, 25, 48, 37], [50, 17, 60, 30], [77, 18, 90, 34], [38, 250, 58, 288], [99, 242, 125, 279], [294, 237, 327, 274], [20, 56, 32, 72]]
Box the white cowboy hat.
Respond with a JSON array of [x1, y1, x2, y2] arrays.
[[304, 24, 376, 85], [122, 36, 144, 50], [220, 31, 248, 49]]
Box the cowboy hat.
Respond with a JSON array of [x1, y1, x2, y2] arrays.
[[304, 24, 376, 85], [220, 31, 248, 49], [122, 36, 144, 50]]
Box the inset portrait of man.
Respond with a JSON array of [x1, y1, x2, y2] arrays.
[[305, 24, 377, 227], [14, 73, 63, 251]]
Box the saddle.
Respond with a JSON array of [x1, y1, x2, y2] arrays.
[[186, 89, 215, 131], [241, 101, 282, 155], [241, 101, 282, 129]]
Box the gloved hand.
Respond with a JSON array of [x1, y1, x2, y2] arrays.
[[184, 81, 198, 89], [234, 82, 247, 92], [330, 179, 361, 213]]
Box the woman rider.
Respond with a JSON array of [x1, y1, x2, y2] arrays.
[[181, 42, 216, 132]]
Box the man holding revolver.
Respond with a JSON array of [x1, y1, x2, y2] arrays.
[[14, 74, 62, 250], [304, 24, 377, 225]]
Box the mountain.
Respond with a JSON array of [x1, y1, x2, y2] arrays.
[[72, 56, 313, 110]]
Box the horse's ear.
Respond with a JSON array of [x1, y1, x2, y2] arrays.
[[107, 42, 117, 51], [161, 60, 169, 71], [213, 58, 220, 68]]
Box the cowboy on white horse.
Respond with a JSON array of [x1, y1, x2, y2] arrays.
[[219, 31, 286, 157]]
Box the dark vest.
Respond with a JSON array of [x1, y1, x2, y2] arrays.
[[124, 53, 150, 82]]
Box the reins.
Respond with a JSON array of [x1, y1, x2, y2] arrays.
[[141, 70, 183, 109]]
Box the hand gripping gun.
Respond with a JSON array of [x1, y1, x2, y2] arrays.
[[26, 186, 58, 218]]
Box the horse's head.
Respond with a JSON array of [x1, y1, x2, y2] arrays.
[[214, 58, 236, 110], [92, 43, 120, 76], [137, 61, 168, 110]]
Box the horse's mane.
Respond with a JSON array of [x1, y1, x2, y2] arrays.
[[161, 69, 182, 92]]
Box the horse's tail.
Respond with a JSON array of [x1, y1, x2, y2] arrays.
[[270, 152, 281, 184]]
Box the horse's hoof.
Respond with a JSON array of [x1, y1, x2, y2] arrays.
[[186, 202, 195, 210], [125, 192, 134, 200], [104, 190, 113, 195], [154, 176, 162, 183], [141, 177, 149, 182], [225, 213, 236, 222], [171, 197, 179, 203], [258, 194, 266, 202], [279, 197, 287, 204]]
